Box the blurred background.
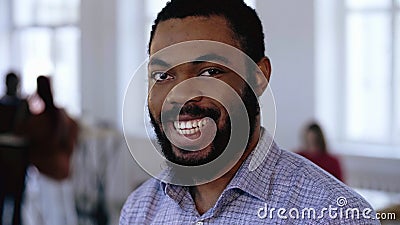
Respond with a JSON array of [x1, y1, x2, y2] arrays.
[[0, 0, 399, 224]]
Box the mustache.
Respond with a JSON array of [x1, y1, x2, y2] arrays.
[[160, 104, 221, 122]]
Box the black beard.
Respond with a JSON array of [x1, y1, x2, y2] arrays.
[[148, 84, 260, 182]]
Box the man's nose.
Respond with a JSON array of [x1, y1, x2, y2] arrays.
[[166, 80, 203, 106]]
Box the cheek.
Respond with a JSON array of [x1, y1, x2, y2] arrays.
[[218, 110, 230, 128], [220, 75, 247, 96], [217, 79, 247, 111], [148, 84, 174, 116], [148, 90, 164, 115]]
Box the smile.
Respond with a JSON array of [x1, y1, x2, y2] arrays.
[[173, 118, 209, 135]]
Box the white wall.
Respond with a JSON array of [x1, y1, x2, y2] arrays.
[[81, 0, 150, 130], [258, 0, 316, 150], [81, 0, 118, 126], [0, 0, 11, 94], [116, 0, 147, 131]]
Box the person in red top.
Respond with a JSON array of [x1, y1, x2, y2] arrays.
[[21, 76, 79, 180], [297, 122, 344, 182]]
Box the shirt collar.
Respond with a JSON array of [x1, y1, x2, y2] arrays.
[[225, 127, 281, 202]]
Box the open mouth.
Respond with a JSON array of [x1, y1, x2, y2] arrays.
[[173, 117, 209, 135], [166, 116, 216, 150]]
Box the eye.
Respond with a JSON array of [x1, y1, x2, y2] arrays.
[[199, 68, 224, 77], [151, 72, 173, 82]]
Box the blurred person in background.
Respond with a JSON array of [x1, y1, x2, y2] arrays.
[[0, 72, 22, 106], [297, 122, 344, 182], [0, 71, 30, 133], [21, 75, 79, 180], [0, 71, 30, 225], [18, 76, 79, 225]]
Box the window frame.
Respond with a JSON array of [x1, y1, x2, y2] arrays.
[[315, 0, 400, 158]]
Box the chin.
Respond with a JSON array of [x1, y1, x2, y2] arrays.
[[171, 145, 214, 164]]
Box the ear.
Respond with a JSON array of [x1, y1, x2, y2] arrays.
[[253, 57, 272, 97]]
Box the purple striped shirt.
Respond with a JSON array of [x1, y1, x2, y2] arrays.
[[120, 128, 380, 224]]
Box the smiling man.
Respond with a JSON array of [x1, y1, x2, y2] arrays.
[[120, 0, 379, 224]]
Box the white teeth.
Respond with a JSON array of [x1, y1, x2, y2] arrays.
[[173, 118, 210, 135]]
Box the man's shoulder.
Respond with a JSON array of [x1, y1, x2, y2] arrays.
[[277, 149, 364, 202], [244, 139, 370, 209], [278, 149, 339, 181], [272, 149, 378, 223], [123, 177, 162, 207], [120, 177, 163, 224]]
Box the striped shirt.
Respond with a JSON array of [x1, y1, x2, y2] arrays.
[[120, 128, 380, 224]]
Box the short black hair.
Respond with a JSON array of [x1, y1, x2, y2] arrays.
[[149, 0, 266, 63], [6, 72, 18, 86], [5, 72, 19, 95]]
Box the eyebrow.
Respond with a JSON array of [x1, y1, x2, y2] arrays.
[[149, 57, 171, 67], [149, 53, 231, 68], [193, 53, 230, 65]]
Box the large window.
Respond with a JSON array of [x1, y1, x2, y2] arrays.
[[316, 0, 400, 157], [344, 0, 399, 145], [11, 0, 81, 116]]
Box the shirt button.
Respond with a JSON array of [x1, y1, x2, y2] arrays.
[[196, 222, 203, 225]]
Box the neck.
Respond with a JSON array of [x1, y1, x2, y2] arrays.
[[6, 91, 16, 96], [190, 120, 262, 215]]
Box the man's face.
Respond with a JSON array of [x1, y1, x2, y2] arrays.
[[147, 16, 258, 166]]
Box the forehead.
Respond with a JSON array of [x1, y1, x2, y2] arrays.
[[149, 16, 249, 75], [150, 16, 241, 55]]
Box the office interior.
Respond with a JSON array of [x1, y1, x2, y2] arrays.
[[0, 0, 399, 224]]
